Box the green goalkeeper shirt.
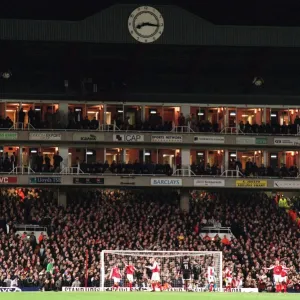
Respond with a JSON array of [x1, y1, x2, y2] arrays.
[[47, 262, 53, 273]]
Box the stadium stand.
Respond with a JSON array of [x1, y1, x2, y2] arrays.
[[2, 108, 300, 134], [0, 188, 299, 292]]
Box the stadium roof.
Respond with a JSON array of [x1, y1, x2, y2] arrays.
[[4, 0, 300, 27], [1, 0, 300, 103]]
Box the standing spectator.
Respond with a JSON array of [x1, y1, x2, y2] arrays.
[[38, 232, 44, 244], [53, 151, 63, 172], [4, 274, 12, 287], [178, 113, 185, 131], [72, 276, 81, 287], [18, 108, 25, 128], [28, 107, 35, 126], [10, 152, 17, 168], [36, 152, 43, 172], [175, 152, 181, 172]]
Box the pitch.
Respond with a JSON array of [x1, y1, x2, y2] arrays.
[[0, 293, 297, 300]]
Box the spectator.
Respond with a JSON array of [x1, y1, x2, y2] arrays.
[[72, 277, 81, 287], [53, 151, 63, 171]]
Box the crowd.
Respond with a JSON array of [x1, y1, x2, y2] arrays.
[[79, 160, 174, 175], [0, 188, 299, 292], [0, 152, 18, 172], [230, 161, 299, 178], [1, 107, 300, 135]]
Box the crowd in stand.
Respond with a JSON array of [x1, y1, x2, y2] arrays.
[[231, 160, 299, 178], [0, 188, 299, 292], [0, 152, 18, 172], [1, 107, 300, 134]]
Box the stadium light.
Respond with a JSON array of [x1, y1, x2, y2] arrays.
[[1, 71, 12, 79], [253, 76, 264, 87]]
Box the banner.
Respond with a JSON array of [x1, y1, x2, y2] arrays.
[[0, 132, 18, 140], [29, 177, 61, 184], [194, 136, 225, 144], [29, 132, 62, 141], [236, 137, 267, 145], [0, 177, 17, 184], [63, 287, 101, 292], [194, 179, 225, 187], [236, 180, 267, 188], [62, 287, 257, 293], [73, 178, 104, 184], [113, 134, 144, 142], [0, 287, 22, 292], [274, 137, 299, 146], [274, 181, 300, 188], [151, 135, 182, 143], [73, 132, 104, 142], [151, 178, 182, 186]]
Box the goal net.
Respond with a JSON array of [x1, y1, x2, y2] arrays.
[[100, 250, 222, 292]]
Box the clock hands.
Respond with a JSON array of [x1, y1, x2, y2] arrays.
[[136, 22, 159, 29]]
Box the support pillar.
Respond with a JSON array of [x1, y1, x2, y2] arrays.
[[181, 105, 190, 119], [263, 108, 267, 124], [141, 105, 146, 122], [18, 146, 23, 167], [103, 148, 106, 162], [59, 102, 68, 128], [180, 190, 190, 212], [58, 189, 67, 208], [224, 108, 229, 128], [282, 152, 286, 165], [59, 146, 69, 170], [121, 149, 127, 163], [181, 149, 190, 175], [205, 150, 209, 165], [263, 151, 268, 167], [224, 150, 229, 171]]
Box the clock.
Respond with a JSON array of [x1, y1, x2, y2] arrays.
[[128, 6, 164, 43]]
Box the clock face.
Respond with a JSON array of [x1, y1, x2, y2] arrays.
[[128, 6, 164, 43]]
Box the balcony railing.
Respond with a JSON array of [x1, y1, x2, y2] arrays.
[[2, 122, 300, 135]]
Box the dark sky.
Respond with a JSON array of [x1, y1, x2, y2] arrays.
[[3, 0, 300, 27]]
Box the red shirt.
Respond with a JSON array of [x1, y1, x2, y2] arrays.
[[112, 267, 121, 278], [152, 262, 160, 273], [273, 265, 283, 275], [226, 270, 232, 278], [125, 265, 134, 275], [281, 270, 287, 277]]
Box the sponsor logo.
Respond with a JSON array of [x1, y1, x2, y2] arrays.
[[0, 177, 17, 184], [236, 137, 267, 145], [151, 135, 183, 143], [73, 133, 103, 142], [113, 134, 144, 142], [274, 181, 300, 188], [236, 180, 267, 188], [151, 178, 182, 186], [62, 286, 257, 293], [0, 287, 22, 292], [274, 137, 299, 145], [29, 132, 62, 141], [29, 177, 61, 184], [62, 287, 101, 292], [194, 179, 225, 187], [256, 137, 267, 145], [73, 178, 104, 184], [194, 136, 225, 144], [81, 134, 96, 141], [0, 132, 18, 140]]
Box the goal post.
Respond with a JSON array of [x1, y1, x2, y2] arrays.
[[100, 250, 222, 292]]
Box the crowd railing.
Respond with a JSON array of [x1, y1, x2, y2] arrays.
[[1, 122, 300, 135], [4, 164, 300, 179]]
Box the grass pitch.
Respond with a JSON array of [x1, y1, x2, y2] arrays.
[[0, 292, 298, 300]]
